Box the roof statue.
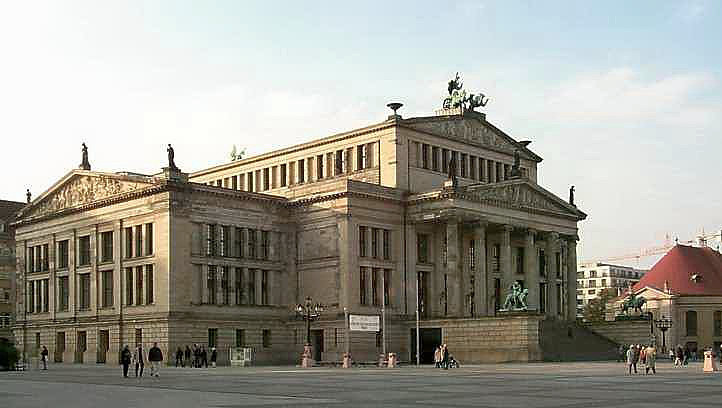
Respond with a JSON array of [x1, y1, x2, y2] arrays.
[[443, 72, 489, 111], [510, 149, 522, 178], [26, 189, 31, 204], [79, 143, 91, 171], [569, 185, 575, 207], [167, 144, 178, 170]]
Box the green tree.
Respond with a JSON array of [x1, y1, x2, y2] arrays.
[[583, 288, 616, 323], [0, 340, 20, 370]]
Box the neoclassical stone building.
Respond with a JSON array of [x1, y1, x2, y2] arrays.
[[13, 103, 586, 365]]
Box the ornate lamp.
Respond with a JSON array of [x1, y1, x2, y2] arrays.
[[387, 102, 403, 116], [654, 316, 673, 353]]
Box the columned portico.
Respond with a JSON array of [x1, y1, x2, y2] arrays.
[[524, 229, 538, 310], [500, 225, 513, 296], [546, 232, 559, 316], [445, 220, 461, 317], [566, 236, 578, 320], [473, 224, 487, 317]]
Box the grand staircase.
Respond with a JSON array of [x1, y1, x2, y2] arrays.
[[539, 318, 620, 361]]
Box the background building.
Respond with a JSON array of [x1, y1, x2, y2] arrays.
[[1, 199, 25, 343], [576, 262, 647, 314], [12, 99, 594, 365]]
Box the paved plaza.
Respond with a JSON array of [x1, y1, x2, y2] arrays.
[[1, 360, 721, 407]]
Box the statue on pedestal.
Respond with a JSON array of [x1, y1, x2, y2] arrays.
[[79, 143, 91, 171], [501, 281, 529, 311], [167, 144, 178, 170], [569, 185, 575, 207], [510, 149, 521, 178]]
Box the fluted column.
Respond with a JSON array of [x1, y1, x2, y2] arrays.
[[500, 225, 513, 294], [546, 232, 559, 317], [473, 224, 487, 316], [524, 229, 538, 311], [446, 221, 461, 316], [566, 236, 578, 321]]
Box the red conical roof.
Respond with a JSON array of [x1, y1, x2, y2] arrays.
[[632, 245, 722, 296]]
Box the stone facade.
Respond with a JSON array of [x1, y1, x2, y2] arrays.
[[12, 108, 585, 365], [1, 199, 25, 343]]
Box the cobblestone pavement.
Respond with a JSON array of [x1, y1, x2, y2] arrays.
[[1, 360, 720, 407]]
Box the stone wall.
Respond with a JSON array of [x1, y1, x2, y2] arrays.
[[586, 320, 655, 347]]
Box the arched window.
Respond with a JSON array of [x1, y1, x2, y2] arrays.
[[686, 311, 698, 336]]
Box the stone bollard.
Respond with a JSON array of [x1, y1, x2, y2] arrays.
[[342, 353, 352, 368], [378, 353, 386, 367], [387, 353, 396, 368], [703, 350, 718, 372]]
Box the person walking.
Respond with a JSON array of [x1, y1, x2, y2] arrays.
[[175, 347, 183, 367], [441, 344, 449, 370], [617, 345, 626, 363], [640, 345, 647, 365], [434, 346, 441, 368], [184, 345, 191, 368], [133, 344, 145, 377], [645, 345, 657, 375], [626, 345, 637, 375], [148, 342, 163, 377], [201, 346, 208, 368], [675, 346, 683, 366], [121, 345, 132, 378], [683, 345, 690, 366], [192, 344, 199, 368], [210, 347, 217, 368], [40, 346, 49, 370]]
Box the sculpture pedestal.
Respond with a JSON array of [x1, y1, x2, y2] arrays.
[[300, 344, 313, 368], [162, 167, 188, 182], [703, 351, 718, 372]]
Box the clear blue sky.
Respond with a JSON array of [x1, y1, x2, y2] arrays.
[[1, 1, 720, 265]]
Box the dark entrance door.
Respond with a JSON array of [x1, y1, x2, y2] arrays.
[[410, 328, 442, 364], [55, 332, 65, 363], [75, 331, 86, 363], [311, 330, 324, 362], [97, 330, 109, 363]]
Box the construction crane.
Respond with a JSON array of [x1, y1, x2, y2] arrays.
[[582, 229, 722, 266]]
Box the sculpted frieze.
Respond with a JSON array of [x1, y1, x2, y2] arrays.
[[27, 176, 147, 218], [469, 184, 561, 212], [408, 120, 511, 150]]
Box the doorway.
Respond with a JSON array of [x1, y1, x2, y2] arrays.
[[75, 331, 86, 363], [311, 329, 324, 361], [97, 330, 109, 364], [55, 332, 65, 363], [409, 328, 442, 364]]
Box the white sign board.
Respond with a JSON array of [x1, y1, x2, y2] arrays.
[[349, 314, 380, 332]]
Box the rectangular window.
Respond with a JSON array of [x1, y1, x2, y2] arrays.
[[262, 329, 271, 348], [220, 225, 229, 257], [232, 175, 238, 190], [421, 144, 429, 169], [248, 229, 257, 259], [134, 226, 143, 259], [58, 240, 69, 269], [460, 153, 467, 177], [135, 266, 143, 305], [359, 226, 367, 257], [686, 311, 698, 336], [145, 223, 153, 255], [78, 236, 91, 266], [714, 311, 721, 337], [235, 227, 245, 258], [125, 268, 133, 305], [248, 269, 256, 305], [261, 270, 268, 305], [432, 146, 440, 171], [102, 270, 113, 307], [208, 265, 217, 305], [42, 279, 49, 312], [539, 249, 546, 277], [357, 144, 366, 170], [360, 267, 367, 305], [335, 150, 343, 175], [372, 268, 379, 306], [27, 281, 34, 313], [516, 247, 525, 274], [261, 231, 269, 260], [383, 269, 391, 306], [317, 154, 324, 179], [221, 266, 230, 305], [345, 148, 353, 173], [469, 240, 476, 270], [417, 234, 429, 263], [555, 252, 561, 278], [208, 328, 218, 348], [79, 274, 91, 310], [58, 276, 69, 311], [247, 172, 254, 192], [101, 231, 113, 262], [235, 268, 243, 305], [451, 151, 459, 176], [470, 156, 477, 180], [539, 283, 547, 313], [263, 168, 270, 190], [280, 164, 287, 187], [145, 265, 154, 305], [383, 229, 391, 260], [42, 244, 49, 271], [371, 228, 379, 259], [297, 159, 305, 183], [235, 329, 245, 347], [125, 227, 133, 258], [206, 224, 216, 256]]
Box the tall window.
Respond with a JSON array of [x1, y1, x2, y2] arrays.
[[417, 234, 429, 263], [263, 168, 270, 190], [317, 154, 324, 179], [247, 229, 257, 259], [236, 329, 245, 347], [220, 226, 229, 257], [145, 265, 154, 305], [357, 144, 366, 170], [714, 311, 722, 337], [335, 150, 343, 175], [42, 279, 49, 312], [442, 149, 449, 173], [42, 244, 49, 271], [261, 231, 269, 260], [57, 240, 69, 269], [248, 269, 256, 305], [58, 276, 69, 311], [27, 281, 34, 313], [78, 236, 91, 266], [145, 223, 153, 255], [101, 231, 113, 262], [359, 226, 367, 257], [28, 246, 35, 272], [102, 270, 113, 307], [206, 224, 216, 256], [686, 310, 698, 336], [539, 283, 547, 313], [359, 267, 367, 305], [232, 175, 238, 190], [383, 229, 391, 260], [372, 268, 379, 306], [135, 266, 143, 305], [371, 228, 379, 259], [460, 153, 467, 177], [383, 269, 391, 306], [421, 144, 429, 169], [221, 266, 230, 305], [539, 249, 546, 277], [135, 329, 143, 346], [280, 164, 287, 187], [208, 265, 217, 305], [432, 146, 440, 171], [470, 156, 477, 180], [261, 270, 268, 305], [345, 148, 353, 173], [297, 159, 305, 183], [208, 328, 218, 348], [235, 227, 245, 258], [79, 274, 91, 310], [125, 268, 133, 305], [516, 247, 525, 274], [247, 172, 254, 191], [125, 227, 133, 258], [134, 226, 143, 258], [235, 268, 243, 305], [262, 329, 271, 348], [555, 252, 561, 278]]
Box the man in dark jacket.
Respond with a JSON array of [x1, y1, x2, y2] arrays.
[[184, 345, 191, 368], [41, 346, 49, 370], [148, 342, 163, 377], [121, 345, 132, 378]]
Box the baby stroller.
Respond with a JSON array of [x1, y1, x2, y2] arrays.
[[447, 355, 460, 368]]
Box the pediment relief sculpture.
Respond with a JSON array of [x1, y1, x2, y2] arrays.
[[407, 119, 516, 152], [26, 175, 150, 218], [468, 184, 567, 213]]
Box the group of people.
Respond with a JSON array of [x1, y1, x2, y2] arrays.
[[624, 344, 656, 375], [120, 342, 163, 378], [433, 344, 457, 369], [174, 344, 217, 368]]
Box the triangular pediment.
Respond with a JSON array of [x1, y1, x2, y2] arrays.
[[464, 179, 586, 219], [20, 170, 157, 219], [402, 114, 542, 162]]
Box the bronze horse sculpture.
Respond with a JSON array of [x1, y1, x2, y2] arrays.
[[621, 294, 646, 315]]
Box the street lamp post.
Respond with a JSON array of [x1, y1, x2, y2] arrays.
[[295, 297, 324, 367], [654, 315, 673, 354]]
